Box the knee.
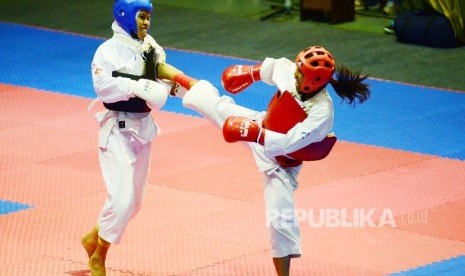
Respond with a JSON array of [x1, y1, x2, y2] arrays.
[[266, 208, 297, 229], [114, 196, 136, 215]]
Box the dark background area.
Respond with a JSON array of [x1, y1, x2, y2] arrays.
[[1, 0, 464, 91]]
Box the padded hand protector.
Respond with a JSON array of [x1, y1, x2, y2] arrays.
[[130, 79, 168, 110], [222, 116, 265, 144], [221, 64, 261, 94]]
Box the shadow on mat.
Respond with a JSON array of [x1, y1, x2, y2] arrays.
[[65, 269, 90, 275]]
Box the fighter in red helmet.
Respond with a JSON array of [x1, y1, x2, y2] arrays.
[[162, 45, 370, 276]]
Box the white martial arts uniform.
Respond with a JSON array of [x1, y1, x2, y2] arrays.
[[182, 57, 334, 258], [90, 21, 168, 244]]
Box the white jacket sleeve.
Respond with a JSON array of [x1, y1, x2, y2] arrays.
[[91, 43, 134, 103], [259, 57, 297, 94]]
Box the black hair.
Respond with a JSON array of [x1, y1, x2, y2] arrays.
[[329, 64, 370, 106]]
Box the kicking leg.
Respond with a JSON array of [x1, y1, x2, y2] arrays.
[[182, 80, 261, 129]]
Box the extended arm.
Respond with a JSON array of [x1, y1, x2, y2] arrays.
[[157, 62, 198, 90]]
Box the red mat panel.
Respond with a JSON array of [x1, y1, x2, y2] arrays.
[[1, 84, 465, 275]]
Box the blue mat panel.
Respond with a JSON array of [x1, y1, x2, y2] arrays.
[[0, 199, 31, 215], [1, 22, 464, 160], [391, 255, 465, 276]]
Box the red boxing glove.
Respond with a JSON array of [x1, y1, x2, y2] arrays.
[[221, 64, 261, 94], [223, 116, 265, 144]]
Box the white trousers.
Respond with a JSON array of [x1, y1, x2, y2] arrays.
[[97, 126, 152, 244], [183, 81, 302, 257], [263, 167, 301, 258]]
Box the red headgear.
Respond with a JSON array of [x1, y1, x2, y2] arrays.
[[295, 46, 335, 94]]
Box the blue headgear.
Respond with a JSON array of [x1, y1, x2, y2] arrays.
[[113, 0, 153, 37]]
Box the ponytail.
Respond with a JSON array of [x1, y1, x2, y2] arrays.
[[329, 65, 370, 106]]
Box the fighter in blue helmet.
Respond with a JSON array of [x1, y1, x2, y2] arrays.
[[113, 0, 152, 39], [81, 0, 185, 275]]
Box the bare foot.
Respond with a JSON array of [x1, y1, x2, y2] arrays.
[[89, 254, 106, 276], [81, 228, 98, 258], [81, 236, 97, 258]]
